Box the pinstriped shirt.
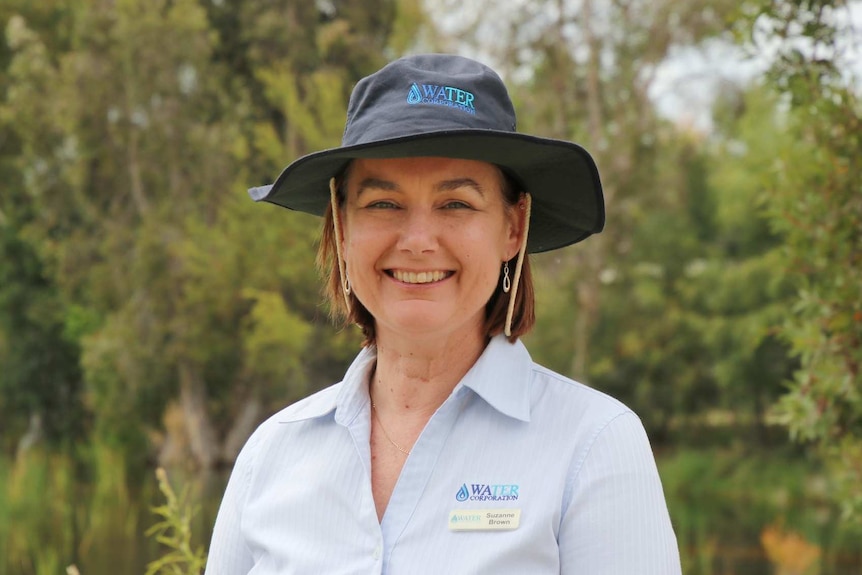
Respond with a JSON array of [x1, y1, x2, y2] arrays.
[[205, 335, 681, 574]]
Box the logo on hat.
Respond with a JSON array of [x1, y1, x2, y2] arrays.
[[407, 82, 476, 115]]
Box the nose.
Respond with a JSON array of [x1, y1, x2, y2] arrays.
[[396, 208, 438, 254]]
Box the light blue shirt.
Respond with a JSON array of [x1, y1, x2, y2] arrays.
[[206, 336, 681, 574]]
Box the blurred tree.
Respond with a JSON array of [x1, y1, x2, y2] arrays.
[[4, 0, 250, 466], [486, 0, 740, 380], [538, 100, 796, 445], [0, 7, 87, 455], [694, 86, 799, 443], [430, 0, 807, 444], [1, 0, 432, 468], [734, 0, 862, 521], [436, 0, 788, 439], [0, 221, 86, 453]]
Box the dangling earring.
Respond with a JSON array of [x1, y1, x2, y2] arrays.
[[505, 193, 531, 337], [502, 261, 511, 293], [330, 177, 352, 311]]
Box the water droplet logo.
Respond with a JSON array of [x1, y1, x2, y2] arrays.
[[407, 83, 423, 105], [456, 483, 469, 502]]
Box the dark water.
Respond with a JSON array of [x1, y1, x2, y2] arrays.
[[75, 470, 225, 575], [0, 455, 224, 575]]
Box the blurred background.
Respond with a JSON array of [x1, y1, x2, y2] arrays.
[[0, 0, 860, 573]]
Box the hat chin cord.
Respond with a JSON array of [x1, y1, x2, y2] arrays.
[[330, 178, 530, 338], [505, 193, 531, 338], [330, 178, 352, 314]]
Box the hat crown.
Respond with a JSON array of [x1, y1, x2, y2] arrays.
[[343, 54, 517, 147]]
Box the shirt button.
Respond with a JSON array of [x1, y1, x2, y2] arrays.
[[372, 545, 382, 560]]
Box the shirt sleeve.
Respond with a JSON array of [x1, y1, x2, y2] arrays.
[[558, 411, 681, 574], [204, 431, 261, 575]]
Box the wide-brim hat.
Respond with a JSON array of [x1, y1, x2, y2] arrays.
[[248, 54, 604, 253]]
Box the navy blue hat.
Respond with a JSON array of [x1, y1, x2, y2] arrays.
[[249, 54, 604, 253]]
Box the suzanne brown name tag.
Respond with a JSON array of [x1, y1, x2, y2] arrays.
[[448, 509, 521, 531]]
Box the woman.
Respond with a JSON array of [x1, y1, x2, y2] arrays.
[[206, 54, 681, 574]]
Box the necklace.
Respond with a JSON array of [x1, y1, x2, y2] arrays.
[[371, 402, 411, 456]]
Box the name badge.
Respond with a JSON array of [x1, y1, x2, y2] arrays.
[[448, 509, 521, 531]]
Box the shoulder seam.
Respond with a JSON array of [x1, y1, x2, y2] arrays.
[[559, 410, 637, 519], [530, 363, 631, 411], [236, 425, 265, 540]]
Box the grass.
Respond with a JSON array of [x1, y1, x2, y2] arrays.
[[143, 468, 207, 575]]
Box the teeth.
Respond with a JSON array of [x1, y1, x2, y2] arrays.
[[392, 270, 449, 284]]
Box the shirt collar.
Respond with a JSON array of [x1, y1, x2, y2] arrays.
[[276, 345, 375, 424], [290, 334, 533, 426], [333, 345, 377, 426], [458, 335, 532, 423]]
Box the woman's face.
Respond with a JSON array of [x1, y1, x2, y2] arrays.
[[341, 157, 522, 343]]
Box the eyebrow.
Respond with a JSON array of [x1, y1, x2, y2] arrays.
[[356, 178, 399, 195], [355, 177, 485, 196], [435, 178, 484, 196]]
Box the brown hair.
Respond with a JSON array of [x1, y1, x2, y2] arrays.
[[316, 164, 535, 346]]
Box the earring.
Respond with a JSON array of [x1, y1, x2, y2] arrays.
[[504, 192, 531, 337], [330, 177, 352, 311], [502, 261, 511, 293]]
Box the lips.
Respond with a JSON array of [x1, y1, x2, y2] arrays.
[[390, 270, 453, 284]]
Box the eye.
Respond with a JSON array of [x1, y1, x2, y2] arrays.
[[366, 200, 399, 209], [442, 200, 472, 210]]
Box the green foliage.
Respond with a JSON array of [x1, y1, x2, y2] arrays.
[[0, 205, 86, 450], [735, 0, 862, 522], [477, 0, 799, 446], [254, 62, 348, 160], [0, 0, 409, 469], [241, 288, 311, 394], [531, 112, 795, 444], [145, 468, 207, 575], [0, 10, 87, 452]]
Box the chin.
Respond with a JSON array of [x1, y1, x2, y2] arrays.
[[388, 314, 452, 336], [377, 306, 480, 340]]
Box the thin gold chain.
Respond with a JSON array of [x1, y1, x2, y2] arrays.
[[371, 402, 411, 456]]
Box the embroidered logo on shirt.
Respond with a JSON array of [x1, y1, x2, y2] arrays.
[[455, 483, 519, 502]]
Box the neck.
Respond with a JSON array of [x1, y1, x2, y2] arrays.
[[370, 328, 487, 418]]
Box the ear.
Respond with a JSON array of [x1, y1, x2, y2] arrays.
[[331, 163, 356, 247], [503, 195, 527, 260], [330, 177, 349, 251], [336, 204, 348, 247]]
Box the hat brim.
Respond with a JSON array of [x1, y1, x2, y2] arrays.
[[249, 130, 604, 254]]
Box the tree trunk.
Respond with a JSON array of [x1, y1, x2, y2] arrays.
[[571, 271, 600, 379], [567, 0, 606, 381], [222, 396, 263, 464], [179, 361, 219, 468]]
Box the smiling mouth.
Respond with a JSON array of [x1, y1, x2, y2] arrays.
[[389, 270, 453, 284]]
